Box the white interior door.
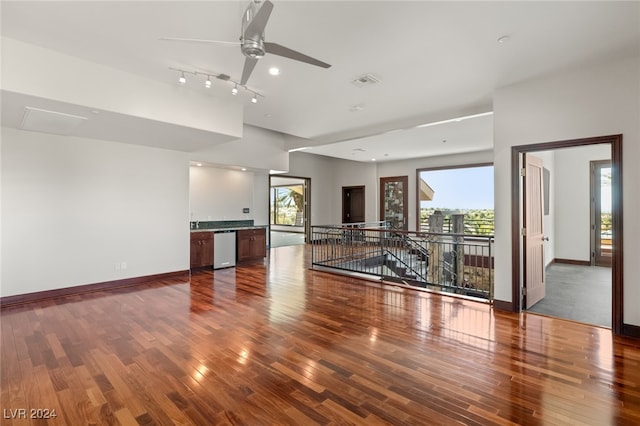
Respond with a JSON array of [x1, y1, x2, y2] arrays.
[[524, 154, 545, 308]]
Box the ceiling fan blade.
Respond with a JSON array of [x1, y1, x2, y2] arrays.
[[244, 0, 274, 40], [264, 42, 331, 68], [241, 57, 259, 85], [159, 37, 240, 46]]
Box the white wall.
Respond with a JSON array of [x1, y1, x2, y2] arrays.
[[286, 152, 378, 225], [192, 124, 288, 172], [252, 173, 270, 227], [285, 152, 337, 226], [493, 55, 640, 326], [553, 145, 611, 262], [0, 136, 3, 290], [332, 158, 377, 224], [377, 150, 493, 231], [189, 166, 254, 222], [1, 127, 190, 297]]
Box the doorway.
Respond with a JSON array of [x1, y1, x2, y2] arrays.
[[342, 186, 365, 223], [511, 135, 623, 333], [269, 176, 311, 248]]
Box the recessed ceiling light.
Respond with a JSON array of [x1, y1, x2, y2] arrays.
[[269, 67, 280, 76], [196, 163, 203, 167], [241, 168, 247, 171], [349, 104, 365, 112], [497, 35, 511, 44], [371, 158, 376, 162]]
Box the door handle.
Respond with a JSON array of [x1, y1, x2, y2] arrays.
[[543, 236, 549, 241]]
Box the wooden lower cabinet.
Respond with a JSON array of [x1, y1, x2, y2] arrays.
[[237, 228, 267, 262], [190, 231, 213, 269]]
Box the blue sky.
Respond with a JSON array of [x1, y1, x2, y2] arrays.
[[419, 166, 494, 210]]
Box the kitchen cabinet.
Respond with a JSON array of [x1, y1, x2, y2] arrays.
[[190, 231, 213, 269], [237, 228, 267, 262]]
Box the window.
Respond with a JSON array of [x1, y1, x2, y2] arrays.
[[271, 185, 304, 226], [418, 165, 494, 235]]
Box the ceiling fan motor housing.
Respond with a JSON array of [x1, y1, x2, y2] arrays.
[[241, 1, 266, 58], [241, 39, 265, 59]]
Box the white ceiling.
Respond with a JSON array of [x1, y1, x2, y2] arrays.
[[2, 1, 639, 162]]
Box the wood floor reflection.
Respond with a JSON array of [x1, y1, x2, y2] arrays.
[[2, 245, 639, 425]]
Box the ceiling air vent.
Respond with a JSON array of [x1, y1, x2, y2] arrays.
[[351, 74, 380, 87], [20, 107, 88, 136]]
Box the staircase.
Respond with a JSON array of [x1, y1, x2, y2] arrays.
[[383, 249, 427, 283]]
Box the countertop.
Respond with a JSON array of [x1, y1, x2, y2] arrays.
[[190, 225, 267, 233]]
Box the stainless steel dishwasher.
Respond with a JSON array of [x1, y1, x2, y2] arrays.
[[213, 230, 236, 269]]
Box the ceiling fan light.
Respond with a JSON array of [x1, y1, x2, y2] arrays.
[[251, 95, 258, 104], [232, 85, 238, 95], [205, 78, 212, 88], [178, 72, 186, 85]]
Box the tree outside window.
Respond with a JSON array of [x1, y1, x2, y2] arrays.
[[271, 185, 304, 226]]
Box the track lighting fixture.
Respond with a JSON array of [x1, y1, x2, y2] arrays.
[[169, 68, 264, 104]]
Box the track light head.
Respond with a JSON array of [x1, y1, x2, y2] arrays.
[[169, 68, 264, 102]]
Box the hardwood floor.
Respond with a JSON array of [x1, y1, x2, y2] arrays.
[[2, 245, 640, 425]]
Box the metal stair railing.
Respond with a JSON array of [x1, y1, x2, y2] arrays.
[[311, 224, 494, 301], [382, 248, 426, 282], [384, 222, 430, 265]]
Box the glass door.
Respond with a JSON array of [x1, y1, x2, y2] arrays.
[[380, 176, 408, 230], [591, 160, 612, 267]]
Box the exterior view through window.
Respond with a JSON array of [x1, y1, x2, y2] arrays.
[[593, 162, 612, 266], [271, 185, 304, 226], [419, 165, 494, 235]]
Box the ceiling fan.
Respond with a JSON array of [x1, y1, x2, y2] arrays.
[[161, 0, 331, 85]]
